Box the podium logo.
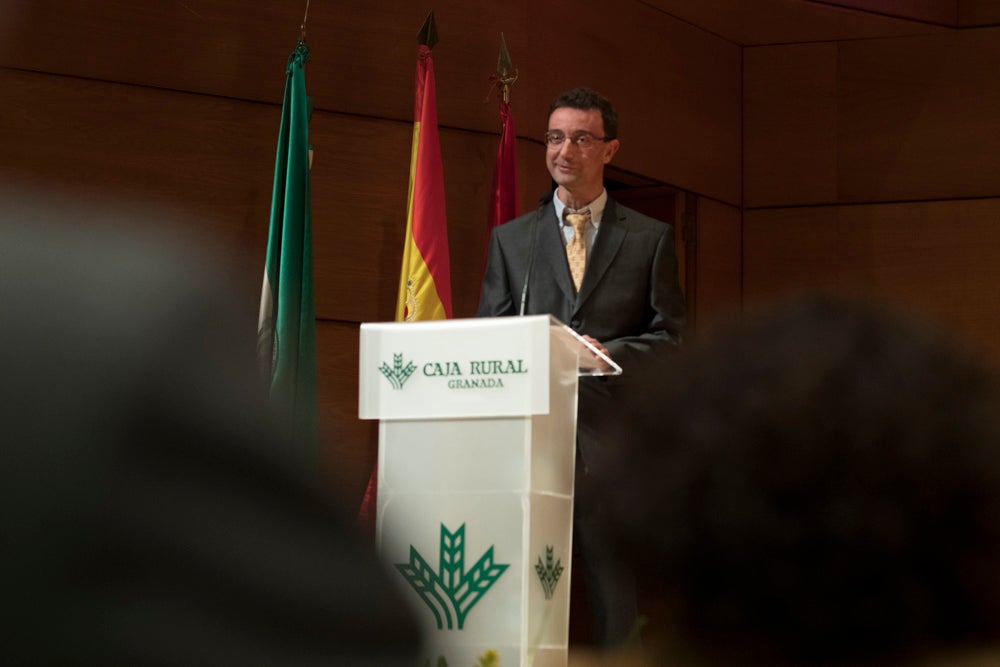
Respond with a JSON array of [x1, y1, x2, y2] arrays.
[[395, 523, 509, 630], [379, 353, 417, 389], [535, 545, 565, 600]]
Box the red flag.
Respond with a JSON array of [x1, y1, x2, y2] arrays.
[[488, 98, 519, 232], [359, 38, 452, 534]]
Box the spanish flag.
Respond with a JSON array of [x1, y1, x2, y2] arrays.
[[395, 31, 452, 322]]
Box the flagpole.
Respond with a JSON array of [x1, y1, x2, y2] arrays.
[[298, 0, 310, 46], [495, 33, 517, 104], [487, 33, 519, 237]]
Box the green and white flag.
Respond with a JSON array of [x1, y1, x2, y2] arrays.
[[257, 43, 317, 451]]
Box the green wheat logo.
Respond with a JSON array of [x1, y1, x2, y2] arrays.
[[379, 352, 417, 390], [534, 545, 564, 600], [396, 523, 510, 630]]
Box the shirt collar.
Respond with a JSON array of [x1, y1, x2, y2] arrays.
[[553, 189, 607, 227]]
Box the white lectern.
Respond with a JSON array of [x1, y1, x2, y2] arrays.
[[359, 315, 619, 667]]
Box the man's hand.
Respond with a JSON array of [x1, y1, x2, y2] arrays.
[[581, 334, 613, 372]]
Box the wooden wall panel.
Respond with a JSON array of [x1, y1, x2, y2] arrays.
[[744, 43, 838, 208], [744, 207, 843, 298], [742, 20, 1000, 377], [0, 67, 387, 508], [525, 0, 742, 205], [694, 198, 743, 330], [309, 125, 551, 324], [440, 128, 500, 318], [819, 0, 958, 25], [316, 320, 375, 509], [517, 140, 552, 214], [960, 0, 1000, 25], [840, 199, 1000, 359], [838, 28, 1000, 203], [0, 68, 273, 315], [2, 0, 744, 332], [645, 0, 950, 45], [815, 0, 1000, 27], [0, 65, 561, 509], [745, 28, 1000, 208], [2, 0, 742, 204], [744, 199, 1000, 365], [0, 0, 293, 104], [0, 0, 530, 132], [308, 112, 410, 324], [0, 69, 554, 330]]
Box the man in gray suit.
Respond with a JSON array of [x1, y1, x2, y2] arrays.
[[477, 87, 686, 646]]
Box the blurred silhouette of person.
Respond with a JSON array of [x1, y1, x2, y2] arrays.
[[599, 295, 1000, 666], [1, 197, 420, 666]]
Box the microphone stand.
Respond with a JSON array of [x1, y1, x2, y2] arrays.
[[519, 191, 552, 316]]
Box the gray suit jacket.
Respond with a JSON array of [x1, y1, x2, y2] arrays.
[[477, 196, 686, 467]]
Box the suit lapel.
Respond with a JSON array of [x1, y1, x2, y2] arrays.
[[575, 198, 626, 309], [538, 203, 577, 304]]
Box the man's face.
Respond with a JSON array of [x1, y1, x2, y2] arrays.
[[546, 107, 620, 196]]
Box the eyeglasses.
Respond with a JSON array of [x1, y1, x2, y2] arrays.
[[544, 130, 609, 149]]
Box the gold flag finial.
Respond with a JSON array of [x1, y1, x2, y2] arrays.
[[418, 11, 439, 49], [495, 33, 518, 103], [297, 0, 310, 47]]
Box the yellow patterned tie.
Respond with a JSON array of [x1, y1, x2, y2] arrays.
[[564, 209, 590, 291]]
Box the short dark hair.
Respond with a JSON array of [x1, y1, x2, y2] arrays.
[[602, 295, 1000, 666], [549, 87, 618, 139]]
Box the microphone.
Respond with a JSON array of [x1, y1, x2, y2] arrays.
[[519, 191, 553, 316]]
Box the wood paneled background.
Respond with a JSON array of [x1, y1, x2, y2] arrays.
[[743, 20, 1000, 366], [2, 0, 999, 537]]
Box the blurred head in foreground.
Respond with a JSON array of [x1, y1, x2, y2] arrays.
[[603, 295, 1000, 666], [1, 198, 419, 665]]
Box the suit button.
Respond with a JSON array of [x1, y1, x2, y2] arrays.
[[571, 319, 582, 328]]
